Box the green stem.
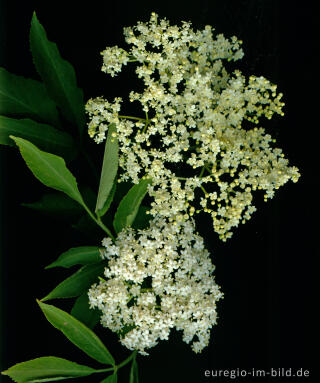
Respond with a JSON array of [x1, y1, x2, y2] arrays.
[[142, 122, 149, 134], [116, 351, 137, 371], [90, 352, 138, 376], [82, 203, 116, 241], [204, 164, 212, 174], [95, 367, 115, 373], [200, 185, 208, 195], [199, 166, 205, 178], [94, 351, 137, 375], [118, 115, 146, 122]]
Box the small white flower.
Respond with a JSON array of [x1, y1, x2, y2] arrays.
[[86, 13, 300, 241], [88, 217, 223, 355]]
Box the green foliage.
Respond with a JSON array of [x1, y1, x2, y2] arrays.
[[21, 187, 96, 220], [38, 301, 115, 366], [21, 192, 83, 218], [132, 205, 151, 230], [95, 124, 118, 216], [30, 13, 85, 136], [100, 373, 118, 382], [0, 67, 59, 126], [45, 246, 102, 269], [113, 178, 152, 233], [72, 214, 106, 241], [98, 179, 117, 218], [0, 116, 76, 160], [11, 136, 84, 206], [71, 292, 101, 329], [129, 358, 139, 383], [1, 356, 97, 382], [0, 10, 148, 383], [42, 262, 105, 301], [112, 181, 132, 205]]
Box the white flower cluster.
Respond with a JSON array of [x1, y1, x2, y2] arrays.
[[88, 218, 223, 355], [86, 13, 300, 240], [101, 46, 130, 77]]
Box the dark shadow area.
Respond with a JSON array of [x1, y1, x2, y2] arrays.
[[0, 1, 316, 382]]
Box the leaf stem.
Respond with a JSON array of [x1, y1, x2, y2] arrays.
[[118, 115, 146, 122], [95, 351, 137, 377], [199, 166, 205, 178], [95, 367, 115, 373], [200, 185, 208, 195], [204, 164, 212, 174], [116, 350, 137, 370], [82, 203, 115, 241]]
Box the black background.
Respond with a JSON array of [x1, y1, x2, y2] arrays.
[[0, 1, 317, 382]]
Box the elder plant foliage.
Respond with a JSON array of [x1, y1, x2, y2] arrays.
[[1, 12, 299, 383]]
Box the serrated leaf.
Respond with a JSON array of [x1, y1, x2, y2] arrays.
[[30, 12, 85, 136], [0, 116, 76, 160], [113, 178, 152, 233], [22, 192, 83, 218], [71, 292, 100, 329], [38, 301, 115, 365], [129, 359, 139, 383], [96, 124, 118, 214], [101, 373, 118, 383], [42, 262, 105, 301], [1, 356, 97, 383], [46, 246, 102, 269], [0, 67, 59, 126], [11, 136, 84, 206]]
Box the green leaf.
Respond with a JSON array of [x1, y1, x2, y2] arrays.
[[113, 178, 152, 233], [101, 373, 118, 383], [21, 192, 83, 218], [0, 116, 76, 160], [1, 356, 97, 383], [132, 205, 151, 230], [0, 67, 59, 126], [46, 246, 102, 269], [71, 292, 100, 329], [112, 181, 133, 205], [30, 12, 85, 136], [129, 359, 139, 383], [42, 262, 105, 301], [98, 180, 117, 218], [11, 136, 84, 206], [38, 301, 115, 365], [21, 187, 96, 220], [80, 186, 97, 212], [96, 124, 118, 215], [72, 215, 105, 242]]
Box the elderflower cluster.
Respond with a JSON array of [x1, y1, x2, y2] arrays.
[[88, 218, 223, 355], [86, 13, 300, 240]]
